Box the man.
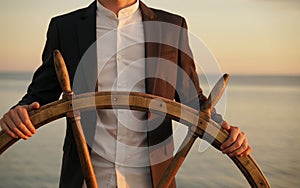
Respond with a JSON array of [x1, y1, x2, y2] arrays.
[[0, 0, 252, 187]]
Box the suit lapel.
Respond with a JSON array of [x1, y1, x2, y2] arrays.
[[140, 2, 161, 95], [77, 1, 97, 57], [140, 4, 177, 187], [76, 1, 97, 92]]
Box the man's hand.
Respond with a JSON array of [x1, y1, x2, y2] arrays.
[[220, 120, 252, 157], [0, 102, 40, 140]]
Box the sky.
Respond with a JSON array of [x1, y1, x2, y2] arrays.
[[0, 0, 299, 75]]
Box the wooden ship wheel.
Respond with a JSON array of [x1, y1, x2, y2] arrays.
[[0, 50, 270, 188]]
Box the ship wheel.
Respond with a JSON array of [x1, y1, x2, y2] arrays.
[[0, 50, 270, 188]]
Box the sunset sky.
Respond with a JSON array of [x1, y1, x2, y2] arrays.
[[0, 0, 299, 75]]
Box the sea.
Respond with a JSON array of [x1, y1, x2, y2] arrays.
[[0, 72, 299, 188]]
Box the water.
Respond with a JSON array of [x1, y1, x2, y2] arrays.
[[0, 73, 299, 187]]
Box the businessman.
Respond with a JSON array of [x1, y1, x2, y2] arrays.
[[0, 0, 252, 187]]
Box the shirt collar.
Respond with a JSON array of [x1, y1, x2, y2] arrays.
[[97, 0, 139, 19]]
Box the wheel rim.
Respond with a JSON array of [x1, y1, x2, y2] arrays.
[[0, 91, 270, 187]]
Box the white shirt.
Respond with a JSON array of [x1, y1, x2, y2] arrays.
[[83, 1, 152, 188]]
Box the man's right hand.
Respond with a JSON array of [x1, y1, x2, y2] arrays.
[[0, 102, 40, 140]]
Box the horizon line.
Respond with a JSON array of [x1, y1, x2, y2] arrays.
[[0, 71, 299, 77]]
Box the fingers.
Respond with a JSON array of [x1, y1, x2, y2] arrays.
[[221, 120, 230, 130], [16, 105, 36, 134], [28, 102, 40, 111], [224, 134, 247, 157], [220, 124, 252, 157], [7, 107, 32, 139], [0, 102, 39, 140], [0, 118, 18, 139], [220, 126, 240, 150], [23, 102, 40, 134], [1, 111, 28, 139], [239, 145, 252, 157]]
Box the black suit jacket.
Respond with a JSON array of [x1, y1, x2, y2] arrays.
[[17, 1, 217, 187]]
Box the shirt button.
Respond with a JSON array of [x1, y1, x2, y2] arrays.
[[117, 54, 122, 62]]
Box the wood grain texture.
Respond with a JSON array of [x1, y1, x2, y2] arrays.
[[53, 49, 97, 188], [157, 73, 230, 188], [69, 115, 98, 188], [201, 74, 230, 112], [53, 50, 72, 93], [0, 91, 270, 187]]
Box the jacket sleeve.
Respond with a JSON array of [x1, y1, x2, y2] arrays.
[[175, 17, 224, 124], [15, 18, 62, 107]]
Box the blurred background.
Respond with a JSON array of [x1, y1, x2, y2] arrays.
[[0, 0, 299, 187], [0, 0, 299, 74]]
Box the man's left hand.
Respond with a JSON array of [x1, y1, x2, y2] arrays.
[[219, 121, 252, 157]]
